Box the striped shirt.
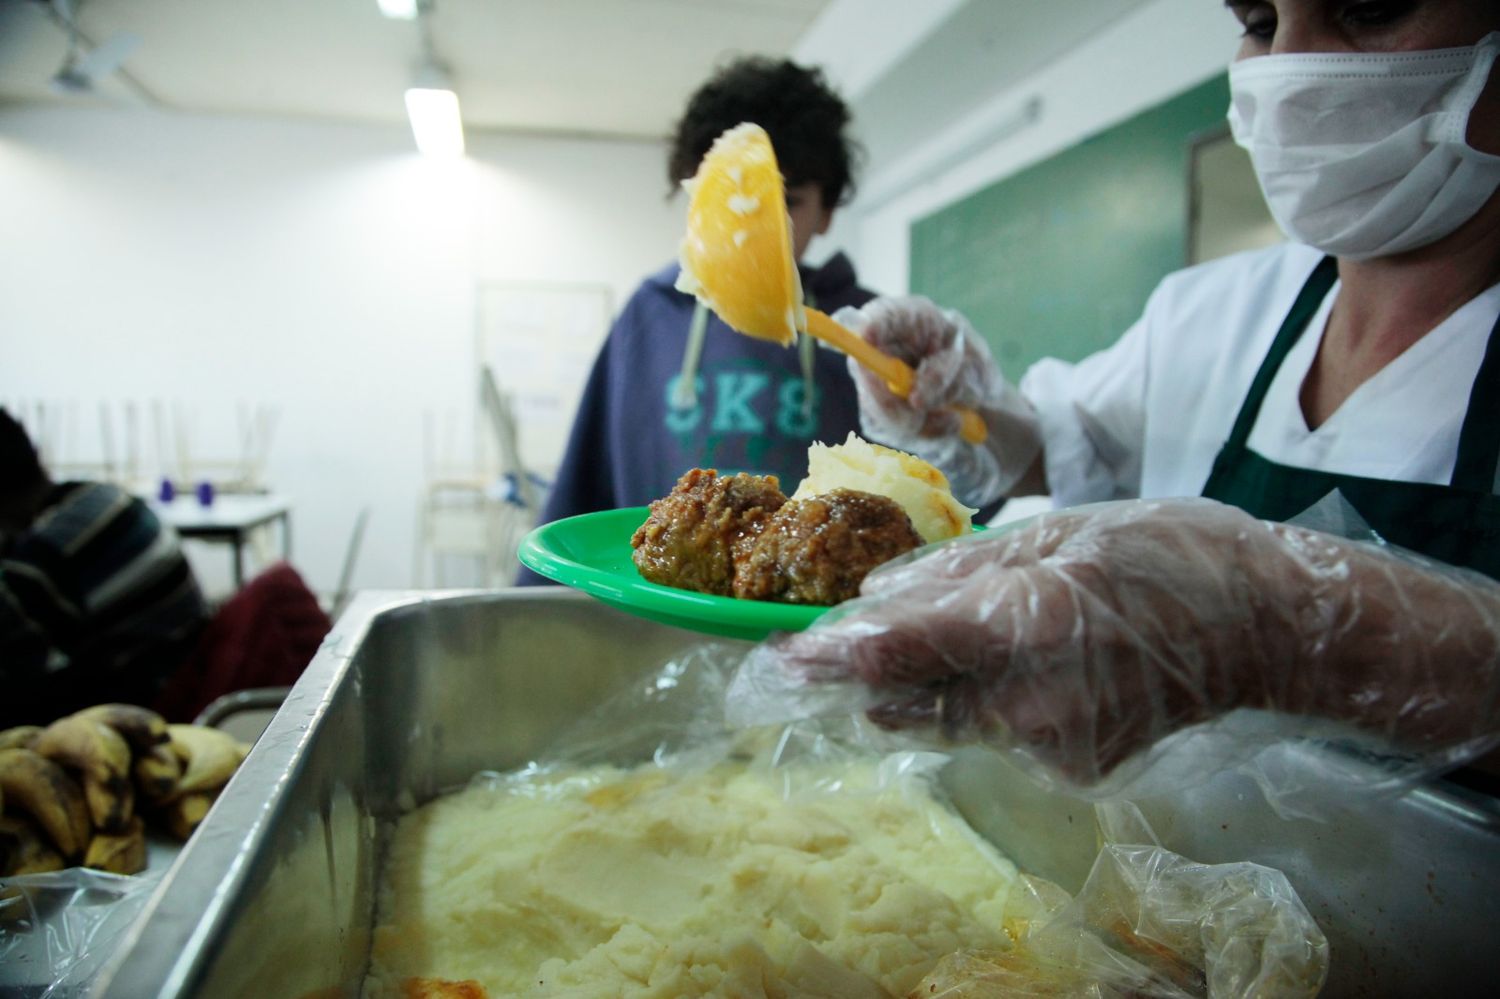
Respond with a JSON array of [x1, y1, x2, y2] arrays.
[[0, 481, 207, 726]]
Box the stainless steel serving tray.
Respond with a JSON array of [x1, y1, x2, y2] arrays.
[[94, 590, 1500, 997]]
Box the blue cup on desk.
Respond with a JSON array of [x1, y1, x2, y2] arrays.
[[158, 478, 175, 502], [196, 480, 215, 507]]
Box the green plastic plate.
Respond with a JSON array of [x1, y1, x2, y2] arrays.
[[519, 506, 986, 642], [518, 507, 827, 640]]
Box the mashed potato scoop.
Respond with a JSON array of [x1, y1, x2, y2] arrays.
[[794, 432, 976, 544], [677, 123, 987, 444]]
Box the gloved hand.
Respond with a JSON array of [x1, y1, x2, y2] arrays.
[[833, 296, 1042, 507], [740, 498, 1500, 788]]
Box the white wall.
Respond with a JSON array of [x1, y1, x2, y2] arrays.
[[0, 105, 683, 598], [842, 0, 1243, 296]]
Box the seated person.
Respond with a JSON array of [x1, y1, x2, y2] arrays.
[[0, 409, 208, 727]]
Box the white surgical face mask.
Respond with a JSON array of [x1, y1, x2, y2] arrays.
[[1228, 32, 1500, 260]]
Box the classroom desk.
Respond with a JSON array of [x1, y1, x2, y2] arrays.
[[149, 493, 292, 589]]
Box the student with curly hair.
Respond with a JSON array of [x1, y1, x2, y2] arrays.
[[530, 57, 878, 542]]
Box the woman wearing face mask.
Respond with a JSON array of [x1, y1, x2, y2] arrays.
[[747, 2, 1500, 789]]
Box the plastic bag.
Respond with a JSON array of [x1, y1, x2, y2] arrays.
[[0, 866, 165, 998], [916, 840, 1327, 998], [374, 643, 1327, 998]]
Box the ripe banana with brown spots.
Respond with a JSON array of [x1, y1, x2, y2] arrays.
[[133, 741, 184, 803], [76, 703, 170, 753], [0, 747, 91, 859], [83, 815, 147, 875], [83, 772, 136, 834], [32, 714, 132, 785], [161, 790, 216, 842], [0, 725, 42, 752], [0, 812, 67, 876], [167, 724, 249, 797]]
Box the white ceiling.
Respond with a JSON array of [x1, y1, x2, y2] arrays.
[[0, 0, 838, 138], [0, 0, 1143, 152]]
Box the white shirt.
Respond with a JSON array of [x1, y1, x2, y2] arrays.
[[1020, 243, 1500, 509]]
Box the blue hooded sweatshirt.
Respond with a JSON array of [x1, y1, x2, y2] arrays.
[[535, 252, 878, 529]]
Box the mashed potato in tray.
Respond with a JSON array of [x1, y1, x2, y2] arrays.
[[364, 759, 1023, 999], [793, 433, 976, 544]]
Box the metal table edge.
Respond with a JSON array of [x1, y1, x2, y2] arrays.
[[90, 590, 449, 998]]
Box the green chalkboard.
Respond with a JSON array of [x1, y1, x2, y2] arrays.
[[910, 74, 1230, 375]]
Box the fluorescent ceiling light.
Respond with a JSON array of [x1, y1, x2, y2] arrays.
[[377, 0, 418, 20], [405, 67, 465, 157]]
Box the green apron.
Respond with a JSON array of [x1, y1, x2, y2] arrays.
[[1201, 256, 1500, 581]]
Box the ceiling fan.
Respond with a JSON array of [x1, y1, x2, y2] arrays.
[[45, 0, 142, 96]]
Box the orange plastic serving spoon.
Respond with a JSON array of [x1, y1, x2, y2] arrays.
[[676, 123, 987, 445]]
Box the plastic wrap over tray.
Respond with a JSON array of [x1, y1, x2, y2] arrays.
[[89, 590, 1500, 997]]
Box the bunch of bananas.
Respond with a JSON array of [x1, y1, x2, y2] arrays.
[[0, 705, 250, 877]]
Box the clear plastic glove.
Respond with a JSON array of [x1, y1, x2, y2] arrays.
[[740, 498, 1500, 789], [833, 296, 1041, 507]]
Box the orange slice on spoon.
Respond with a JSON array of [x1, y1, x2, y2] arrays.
[[676, 123, 987, 444], [676, 122, 803, 347]]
